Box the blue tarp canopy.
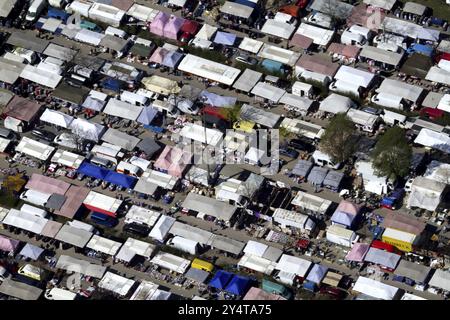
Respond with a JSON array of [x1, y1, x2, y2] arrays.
[[208, 270, 233, 290], [234, 0, 258, 8], [213, 31, 237, 46], [308, 166, 329, 186], [225, 275, 252, 296], [261, 59, 283, 72], [408, 43, 434, 57], [199, 90, 237, 107], [137, 107, 159, 125], [101, 77, 124, 92], [323, 170, 344, 190], [306, 264, 328, 284], [161, 51, 184, 68], [104, 171, 137, 189], [47, 8, 71, 22], [77, 162, 109, 180], [19, 243, 45, 260], [292, 160, 313, 177]]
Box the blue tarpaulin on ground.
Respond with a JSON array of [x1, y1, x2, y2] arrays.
[[208, 270, 233, 290], [261, 59, 283, 72], [77, 162, 109, 180], [104, 171, 137, 189], [225, 275, 252, 296], [101, 77, 124, 92], [213, 31, 237, 46], [137, 107, 159, 125], [199, 90, 237, 107]]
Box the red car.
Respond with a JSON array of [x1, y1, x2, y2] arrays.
[[296, 0, 309, 9], [319, 286, 346, 299]]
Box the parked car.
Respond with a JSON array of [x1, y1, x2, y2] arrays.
[[235, 54, 258, 66], [279, 147, 300, 159], [288, 139, 314, 152], [31, 129, 56, 142]]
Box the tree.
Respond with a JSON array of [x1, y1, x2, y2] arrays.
[[226, 104, 242, 124], [371, 127, 412, 180], [319, 113, 357, 164]]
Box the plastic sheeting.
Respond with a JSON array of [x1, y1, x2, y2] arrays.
[[308, 166, 329, 186], [345, 243, 370, 262], [225, 275, 252, 296], [200, 91, 237, 107], [292, 160, 313, 177], [306, 264, 328, 284], [209, 270, 233, 290], [364, 247, 401, 269], [19, 243, 44, 260]]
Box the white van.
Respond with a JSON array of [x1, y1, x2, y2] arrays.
[[45, 288, 77, 300], [105, 26, 127, 39], [382, 110, 407, 127], [20, 204, 48, 218], [26, 0, 48, 22], [215, 189, 248, 208], [116, 161, 142, 177], [152, 99, 180, 118], [305, 12, 333, 29], [19, 190, 51, 207], [312, 150, 341, 169], [348, 25, 373, 42], [371, 93, 405, 110], [341, 31, 366, 47], [8, 48, 37, 64], [120, 90, 149, 106]]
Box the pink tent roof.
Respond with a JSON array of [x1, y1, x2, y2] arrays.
[[164, 16, 185, 40], [336, 200, 361, 216], [327, 43, 361, 59], [149, 47, 170, 64], [55, 185, 90, 219], [25, 174, 71, 195], [150, 11, 170, 37], [290, 34, 314, 49], [347, 4, 386, 31], [3, 96, 42, 122], [382, 212, 426, 235], [154, 145, 192, 177], [40, 220, 63, 238], [345, 243, 370, 262], [243, 287, 286, 300], [0, 235, 20, 252], [296, 55, 339, 77]]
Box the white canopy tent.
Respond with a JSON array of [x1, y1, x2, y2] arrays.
[[2, 209, 48, 234], [179, 123, 223, 147], [70, 118, 105, 142], [258, 44, 301, 67], [383, 17, 439, 42], [414, 129, 450, 154], [39, 109, 73, 128], [115, 238, 155, 262], [127, 4, 159, 22], [273, 208, 316, 231], [51, 150, 85, 169], [86, 235, 122, 256], [407, 177, 446, 212], [124, 205, 161, 227], [20, 65, 62, 89], [376, 79, 423, 103], [149, 215, 176, 242], [428, 269, 450, 292], [98, 272, 136, 296], [251, 82, 286, 103], [177, 54, 241, 86], [294, 23, 335, 47], [239, 37, 264, 54], [103, 99, 143, 121], [238, 254, 277, 275], [275, 254, 312, 277], [220, 1, 254, 19], [261, 19, 296, 40], [150, 252, 190, 274], [425, 67, 450, 86], [15, 137, 55, 161], [353, 276, 400, 300], [334, 66, 375, 89], [55, 224, 93, 248], [56, 255, 107, 278], [74, 29, 105, 46], [319, 94, 354, 114]]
